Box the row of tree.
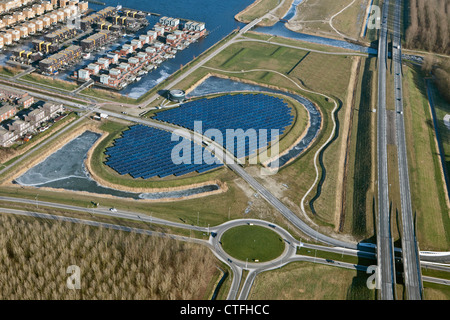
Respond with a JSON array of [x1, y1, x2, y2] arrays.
[[405, 0, 449, 54]]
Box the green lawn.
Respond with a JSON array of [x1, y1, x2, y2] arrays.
[[0, 66, 22, 77], [220, 225, 285, 262], [210, 41, 310, 75], [343, 57, 377, 238]]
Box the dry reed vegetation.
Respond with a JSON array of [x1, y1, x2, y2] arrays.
[[0, 214, 218, 300], [405, 0, 449, 54]]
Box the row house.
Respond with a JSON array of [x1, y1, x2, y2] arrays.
[[0, 104, 17, 121], [0, 127, 18, 147]]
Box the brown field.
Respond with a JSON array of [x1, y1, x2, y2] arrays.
[[0, 213, 220, 300]]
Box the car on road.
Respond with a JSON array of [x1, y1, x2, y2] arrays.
[[109, 208, 117, 212]]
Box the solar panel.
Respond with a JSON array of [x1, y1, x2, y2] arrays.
[[153, 93, 293, 158], [104, 125, 223, 179]]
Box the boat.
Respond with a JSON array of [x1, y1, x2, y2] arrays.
[[136, 77, 142, 82]]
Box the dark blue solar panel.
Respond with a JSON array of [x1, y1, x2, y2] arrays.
[[153, 93, 293, 158], [104, 125, 223, 179]]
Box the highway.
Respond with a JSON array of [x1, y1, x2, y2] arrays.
[[392, 0, 423, 300], [376, 0, 396, 300]]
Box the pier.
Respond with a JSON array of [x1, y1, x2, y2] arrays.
[[87, 0, 106, 5]]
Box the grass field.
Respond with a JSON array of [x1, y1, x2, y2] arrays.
[[0, 66, 22, 77], [423, 283, 450, 300], [342, 57, 377, 239], [79, 87, 136, 105], [249, 261, 376, 299], [220, 225, 285, 262], [287, 0, 370, 40], [427, 73, 450, 199], [402, 65, 450, 250], [212, 41, 311, 75]]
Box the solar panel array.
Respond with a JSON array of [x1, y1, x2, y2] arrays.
[[153, 93, 294, 158], [105, 125, 223, 179]]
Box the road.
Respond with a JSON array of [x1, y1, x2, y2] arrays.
[[392, 0, 422, 300], [376, 0, 396, 300]]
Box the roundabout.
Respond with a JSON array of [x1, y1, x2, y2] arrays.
[[208, 219, 299, 299]]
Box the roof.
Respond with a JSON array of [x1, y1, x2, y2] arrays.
[[0, 104, 16, 114]]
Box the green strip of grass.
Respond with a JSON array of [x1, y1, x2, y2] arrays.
[[220, 225, 285, 262]]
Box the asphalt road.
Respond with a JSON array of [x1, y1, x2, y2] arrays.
[[392, 0, 422, 300], [376, 0, 396, 300]]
